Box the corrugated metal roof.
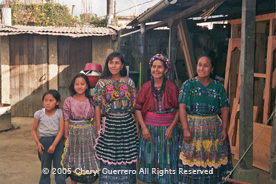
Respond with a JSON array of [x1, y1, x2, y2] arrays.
[[0, 25, 117, 37]]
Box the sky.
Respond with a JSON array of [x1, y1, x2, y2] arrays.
[[58, 0, 160, 18]]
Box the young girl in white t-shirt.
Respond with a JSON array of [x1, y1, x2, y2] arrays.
[[31, 89, 65, 184]]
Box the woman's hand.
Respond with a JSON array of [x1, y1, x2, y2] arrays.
[[63, 137, 67, 145], [165, 126, 174, 141], [137, 126, 140, 139], [47, 145, 56, 154], [37, 142, 44, 154], [183, 129, 192, 143], [95, 106, 101, 138], [142, 127, 151, 141], [220, 129, 227, 143], [96, 126, 100, 137]]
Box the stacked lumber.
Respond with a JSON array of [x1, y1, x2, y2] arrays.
[[225, 13, 276, 172]]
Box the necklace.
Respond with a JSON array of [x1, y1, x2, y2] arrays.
[[111, 75, 121, 81], [196, 76, 212, 87]]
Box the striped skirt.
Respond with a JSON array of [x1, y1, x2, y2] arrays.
[[95, 113, 138, 164], [94, 113, 138, 183], [99, 161, 137, 184], [137, 112, 178, 184], [178, 114, 232, 184], [61, 119, 100, 183]]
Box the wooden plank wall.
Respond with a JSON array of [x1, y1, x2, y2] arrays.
[[0, 37, 11, 105], [234, 121, 272, 171], [58, 37, 92, 104], [7, 34, 111, 117], [10, 35, 48, 117], [0, 66, 1, 103]]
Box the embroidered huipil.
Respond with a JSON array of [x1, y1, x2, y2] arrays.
[[93, 77, 136, 114], [178, 77, 229, 116]]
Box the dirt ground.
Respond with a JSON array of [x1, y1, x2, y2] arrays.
[[0, 117, 274, 184], [0, 117, 72, 184]]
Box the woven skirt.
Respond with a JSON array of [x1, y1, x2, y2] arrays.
[[95, 113, 139, 164], [61, 119, 100, 183], [95, 113, 138, 183], [99, 161, 136, 184], [137, 112, 178, 184], [178, 114, 232, 184]]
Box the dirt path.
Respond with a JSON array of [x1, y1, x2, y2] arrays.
[[0, 117, 72, 184], [0, 117, 272, 184], [0, 118, 139, 184]]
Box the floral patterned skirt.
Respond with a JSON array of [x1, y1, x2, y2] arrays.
[[178, 114, 232, 183], [179, 114, 229, 168]]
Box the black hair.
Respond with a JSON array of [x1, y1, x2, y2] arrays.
[[101, 52, 127, 79], [150, 76, 167, 99], [68, 73, 94, 105], [42, 89, 61, 109], [196, 51, 216, 79]]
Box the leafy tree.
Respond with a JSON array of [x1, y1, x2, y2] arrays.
[[80, 14, 107, 27], [10, 1, 79, 26]]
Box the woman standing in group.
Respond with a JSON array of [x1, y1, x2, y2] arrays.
[[136, 54, 179, 184], [178, 53, 232, 183], [93, 52, 139, 184]]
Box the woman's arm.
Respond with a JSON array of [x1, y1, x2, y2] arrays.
[[134, 115, 140, 139], [31, 118, 44, 154], [220, 107, 229, 143], [179, 103, 191, 143], [135, 110, 151, 141], [64, 120, 69, 145], [95, 106, 101, 137], [48, 115, 64, 154]]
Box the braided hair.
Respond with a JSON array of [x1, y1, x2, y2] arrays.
[[150, 73, 167, 99]]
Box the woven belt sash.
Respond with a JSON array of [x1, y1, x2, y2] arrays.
[[187, 114, 219, 119], [144, 112, 175, 126], [69, 119, 91, 127]]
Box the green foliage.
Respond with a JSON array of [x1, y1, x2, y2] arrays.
[[80, 14, 107, 27], [10, 1, 79, 26]]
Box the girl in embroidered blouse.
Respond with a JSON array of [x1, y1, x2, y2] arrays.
[[61, 73, 100, 184], [93, 52, 138, 184], [178, 52, 232, 184], [135, 54, 179, 184]]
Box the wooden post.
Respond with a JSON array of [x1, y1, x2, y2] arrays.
[[238, 0, 257, 173], [177, 19, 196, 78], [168, 20, 180, 87], [140, 23, 148, 84], [235, 0, 259, 182]]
